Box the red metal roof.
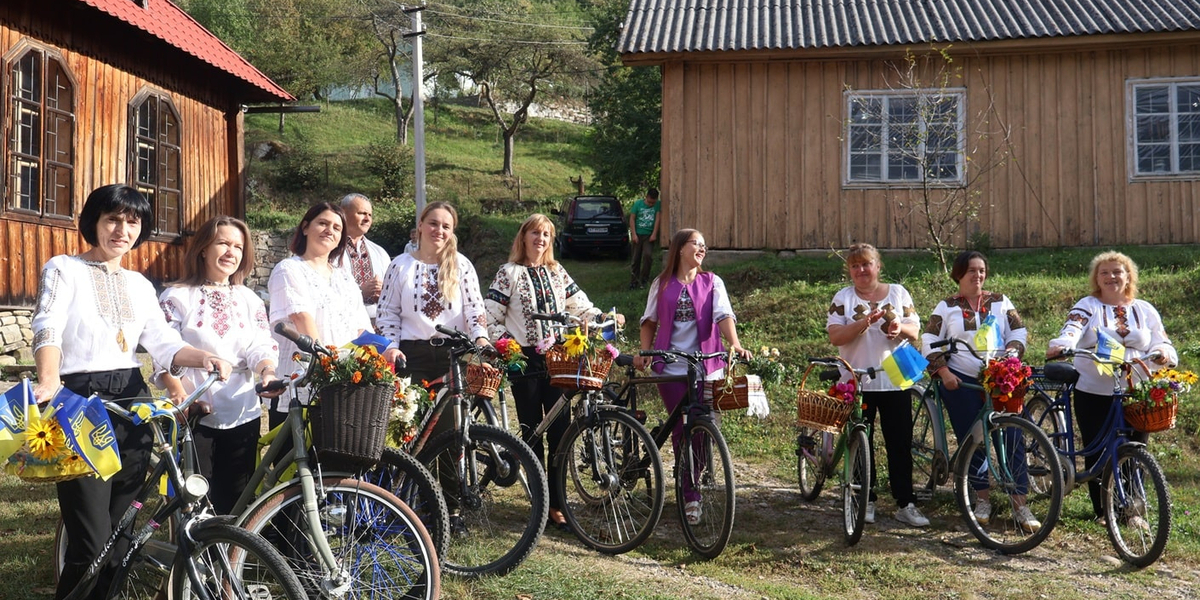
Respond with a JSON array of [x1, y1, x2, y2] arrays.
[[78, 0, 294, 102]]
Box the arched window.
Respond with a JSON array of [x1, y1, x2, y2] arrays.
[[129, 90, 182, 236], [6, 45, 74, 218]]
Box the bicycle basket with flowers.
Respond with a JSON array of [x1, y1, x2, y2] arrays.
[[1123, 366, 1196, 433], [1, 380, 114, 483], [795, 357, 858, 433], [465, 338, 525, 399], [980, 356, 1032, 413], [537, 323, 619, 390]]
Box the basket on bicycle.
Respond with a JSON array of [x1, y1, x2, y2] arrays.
[[310, 383, 393, 468], [703, 351, 764, 411], [465, 362, 502, 399], [1, 381, 115, 483], [1122, 361, 1194, 433], [795, 357, 857, 433], [545, 344, 613, 390], [1123, 402, 1178, 433], [980, 356, 1032, 413]]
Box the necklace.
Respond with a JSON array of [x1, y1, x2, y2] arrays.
[[203, 279, 231, 287], [962, 293, 988, 321]]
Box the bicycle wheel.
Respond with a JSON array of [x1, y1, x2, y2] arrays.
[[843, 427, 870, 546], [954, 415, 1063, 554], [1102, 445, 1172, 568], [795, 426, 829, 501], [108, 532, 177, 600], [164, 521, 307, 600], [1022, 391, 1075, 489], [556, 409, 664, 554], [240, 477, 440, 600], [55, 492, 176, 583], [361, 447, 451, 561], [674, 419, 735, 559], [910, 387, 948, 497], [418, 423, 548, 577]]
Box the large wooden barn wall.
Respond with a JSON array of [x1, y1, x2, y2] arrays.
[[660, 40, 1200, 250], [0, 6, 242, 307]]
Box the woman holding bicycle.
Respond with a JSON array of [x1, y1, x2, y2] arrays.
[[921, 251, 1038, 530], [825, 243, 928, 528], [1047, 250, 1177, 520], [635, 229, 751, 525], [485, 213, 622, 530], [32, 184, 231, 600], [155, 215, 284, 514]]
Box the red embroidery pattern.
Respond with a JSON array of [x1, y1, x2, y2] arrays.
[[1113, 305, 1130, 338]]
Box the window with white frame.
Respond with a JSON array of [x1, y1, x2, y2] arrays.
[[845, 90, 964, 185], [7, 46, 75, 218], [128, 90, 182, 236], [1131, 80, 1200, 176]]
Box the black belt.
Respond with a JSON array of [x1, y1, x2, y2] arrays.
[[397, 338, 449, 348], [60, 368, 144, 399]]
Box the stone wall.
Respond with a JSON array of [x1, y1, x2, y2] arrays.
[[247, 229, 292, 294], [0, 309, 33, 367]]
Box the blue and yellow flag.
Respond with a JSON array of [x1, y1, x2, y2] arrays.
[[131, 400, 178, 495], [882, 341, 929, 388], [52, 388, 121, 481], [601, 307, 618, 341], [974, 314, 1001, 356], [349, 331, 390, 354], [0, 380, 31, 461], [1095, 329, 1125, 376]]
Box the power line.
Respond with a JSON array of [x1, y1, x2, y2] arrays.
[[427, 33, 589, 46], [424, 7, 593, 31]]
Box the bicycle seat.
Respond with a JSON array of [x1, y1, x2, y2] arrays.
[[1041, 362, 1079, 384], [615, 354, 635, 367]]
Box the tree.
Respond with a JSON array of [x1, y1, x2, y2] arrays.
[[357, 0, 418, 144], [426, 0, 600, 177]]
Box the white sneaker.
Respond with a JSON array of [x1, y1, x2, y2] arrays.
[[1015, 505, 1041, 532], [973, 498, 992, 526], [895, 503, 930, 527], [865, 501, 876, 524]]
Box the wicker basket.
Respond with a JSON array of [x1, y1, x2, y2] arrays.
[[310, 383, 393, 469], [545, 345, 613, 390], [1123, 401, 1178, 433], [5, 449, 93, 483], [465, 363, 501, 399], [795, 358, 856, 433]]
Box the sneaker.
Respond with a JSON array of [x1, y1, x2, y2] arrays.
[[864, 501, 876, 524], [895, 503, 930, 527], [449, 514, 469, 538], [973, 498, 992, 526], [684, 501, 702, 525], [1015, 505, 1041, 532]]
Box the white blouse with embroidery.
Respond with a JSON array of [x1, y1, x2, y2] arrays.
[[268, 256, 372, 406], [32, 255, 187, 376], [825, 284, 920, 392], [1048, 295, 1178, 396], [921, 292, 1028, 377], [639, 275, 735, 379], [376, 252, 489, 345], [157, 285, 278, 429], [485, 262, 601, 346]]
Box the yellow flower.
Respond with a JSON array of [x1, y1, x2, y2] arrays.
[[27, 419, 66, 462], [563, 332, 589, 359]]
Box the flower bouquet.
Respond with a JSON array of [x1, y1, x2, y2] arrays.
[[465, 338, 524, 399], [539, 325, 619, 390], [387, 377, 429, 445], [1, 381, 112, 483], [1123, 367, 1196, 432], [796, 356, 858, 433], [980, 356, 1032, 413], [306, 343, 402, 468]]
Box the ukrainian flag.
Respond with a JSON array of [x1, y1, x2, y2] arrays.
[[52, 388, 121, 481], [0, 380, 30, 461], [974, 314, 1001, 357], [131, 400, 177, 495], [1095, 329, 1125, 377], [349, 331, 391, 354], [882, 341, 929, 388]]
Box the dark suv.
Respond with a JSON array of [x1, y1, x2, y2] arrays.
[[553, 195, 629, 259]]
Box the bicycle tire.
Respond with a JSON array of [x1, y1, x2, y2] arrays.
[[910, 387, 948, 497], [953, 415, 1063, 554], [1102, 445, 1172, 568], [417, 423, 548, 577], [1022, 391, 1075, 489], [163, 521, 307, 600], [240, 476, 440, 600], [471, 394, 500, 427], [674, 419, 735, 559], [795, 426, 829, 502], [360, 447, 452, 562], [843, 427, 870, 546], [556, 409, 664, 554]]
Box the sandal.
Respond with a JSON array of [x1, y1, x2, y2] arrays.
[[684, 501, 702, 525]]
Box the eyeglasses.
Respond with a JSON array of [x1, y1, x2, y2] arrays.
[[688, 241, 707, 251]]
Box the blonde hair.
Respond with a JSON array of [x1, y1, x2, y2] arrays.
[[508, 214, 558, 267], [844, 243, 882, 272], [418, 201, 461, 304], [1088, 251, 1139, 302]]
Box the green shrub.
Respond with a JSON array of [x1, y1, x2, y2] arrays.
[[364, 140, 414, 200], [274, 135, 323, 191]]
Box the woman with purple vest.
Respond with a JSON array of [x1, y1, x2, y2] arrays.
[[634, 229, 752, 525]]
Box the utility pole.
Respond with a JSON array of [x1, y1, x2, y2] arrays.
[[404, 5, 427, 214]]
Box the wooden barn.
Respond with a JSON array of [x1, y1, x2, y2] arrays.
[[618, 0, 1200, 251], [0, 0, 292, 309]]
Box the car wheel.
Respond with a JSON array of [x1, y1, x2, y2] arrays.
[[556, 237, 572, 259]]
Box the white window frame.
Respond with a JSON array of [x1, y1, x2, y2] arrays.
[[842, 88, 966, 188], [1127, 77, 1200, 180]]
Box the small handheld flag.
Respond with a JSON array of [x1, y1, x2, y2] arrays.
[[882, 341, 929, 388], [349, 332, 391, 354], [52, 388, 121, 481], [973, 314, 1001, 357], [0, 380, 31, 461], [601, 307, 618, 341], [1095, 329, 1125, 377]]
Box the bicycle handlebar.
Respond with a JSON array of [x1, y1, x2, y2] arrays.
[[531, 312, 618, 331], [103, 369, 223, 423], [806, 356, 878, 379], [273, 322, 333, 357], [638, 349, 728, 367]]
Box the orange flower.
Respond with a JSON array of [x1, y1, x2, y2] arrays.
[[352, 371, 363, 384]]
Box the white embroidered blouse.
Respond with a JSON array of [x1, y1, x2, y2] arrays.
[[1048, 295, 1178, 396], [825, 284, 920, 392], [921, 292, 1028, 377], [377, 252, 489, 345], [157, 285, 278, 429], [485, 262, 601, 346], [639, 275, 735, 379], [32, 255, 187, 376]]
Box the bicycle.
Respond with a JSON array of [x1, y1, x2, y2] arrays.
[[597, 347, 736, 559], [56, 369, 307, 600], [1022, 348, 1173, 567], [401, 324, 549, 578], [793, 357, 874, 546], [909, 338, 1063, 554]]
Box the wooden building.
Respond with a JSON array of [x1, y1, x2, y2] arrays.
[[618, 0, 1200, 251], [0, 0, 292, 308]]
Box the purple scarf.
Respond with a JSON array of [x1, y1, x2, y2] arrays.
[[653, 272, 724, 375]]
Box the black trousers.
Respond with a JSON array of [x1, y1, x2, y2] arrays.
[[509, 353, 568, 510], [55, 368, 152, 600], [193, 419, 261, 515], [861, 389, 916, 507], [1073, 390, 1149, 518]]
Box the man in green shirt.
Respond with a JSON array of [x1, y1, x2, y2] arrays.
[[628, 187, 660, 289]]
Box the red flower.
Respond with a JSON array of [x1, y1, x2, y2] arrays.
[[351, 371, 363, 384], [1149, 387, 1167, 404]]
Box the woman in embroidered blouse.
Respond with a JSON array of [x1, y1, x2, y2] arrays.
[[634, 229, 751, 526], [1047, 251, 1177, 521], [922, 251, 1039, 530], [485, 213, 620, 529], [32, 185, 230, 600], [825, 243, 928, 528], [157, 216, 282, 514], [268, 202, 372, 428]]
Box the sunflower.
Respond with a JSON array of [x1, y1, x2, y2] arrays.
[[562, 331, 590, 359], [27, 419, 67, 462]]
